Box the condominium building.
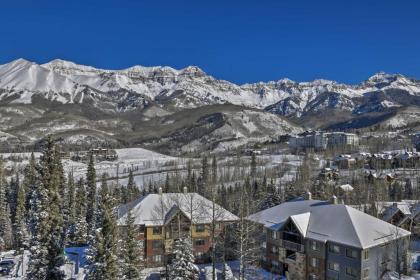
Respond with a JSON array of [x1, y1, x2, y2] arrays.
[[116, 190, 238, 267], [247, 196, 410, 280]]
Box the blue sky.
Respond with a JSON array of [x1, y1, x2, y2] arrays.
[[1, 0, 419, 84]]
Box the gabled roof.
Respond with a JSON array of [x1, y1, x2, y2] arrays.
[[290, 212, 311, 238], [116, 193, 238, 226], [247, 199, 410, 249]]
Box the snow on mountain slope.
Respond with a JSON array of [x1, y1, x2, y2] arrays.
[[1, 58, 420, 118]]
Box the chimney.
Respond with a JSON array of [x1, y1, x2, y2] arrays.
[[305, 191, 312, 200], [158, 187, 163, 195], [183, 186, 188, 194], [331, 195, 338, 205]]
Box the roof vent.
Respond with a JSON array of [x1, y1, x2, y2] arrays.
[[305, 191, 312, 200], [158, 187, 163, 195], [331, 195, 338, 205], [183, 186, 188, 194]]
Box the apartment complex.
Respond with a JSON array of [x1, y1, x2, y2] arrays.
[[247, 196, 410, 280], [289, 132, 359, 152], [116, 190, 238, 267]]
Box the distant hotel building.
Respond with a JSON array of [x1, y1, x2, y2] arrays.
[[289, 132, 359, 152]]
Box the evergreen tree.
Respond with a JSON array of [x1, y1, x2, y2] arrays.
[[168, 238, 199, 280], [26, 153, 47, 279], [0, 159, 13, 248], [88, 174, 118, 280], [23, 153, 38, 216], [86, 153, 97, 235], [250, 153, 257, 179], [127, 169, 140, 202], [13, 178, 28, 249], [74, 177, 88, 245], [211, 155, 218, 185], [120, 210, 144, 279], [27, 137, 65, 280], [1, 204, 13, 249]]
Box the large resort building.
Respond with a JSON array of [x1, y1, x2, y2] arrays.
[[289, 132, 359, 152], [247, 195, 410, 280], [116, 190, 238, 267]]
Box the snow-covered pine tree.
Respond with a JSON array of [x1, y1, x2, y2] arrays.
[[127, 169, 140, 202], [258, 180, 283, 211], [88, 174, 119, 280], [0, 159, 13, 248], [40, 138, 66, 279], [71, 177, 88, 245], [65, 171, 76, 245], [86, 153, 97, 234], [120, 210, 144, 279], [1, 204, 13, 249], [168, 238, 199, 280], [23, 153, 38, 220], [26, 153, 49, 280], [13, 177, 29, 249]]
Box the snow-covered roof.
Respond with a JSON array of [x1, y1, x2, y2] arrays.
[[116, 193, 239, 226], [338, 184, 354, 192], [247, 199, 410, 249]]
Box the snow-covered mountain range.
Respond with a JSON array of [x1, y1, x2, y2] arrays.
[[1, 58, 419, 117], [0, 58, 419, 153]]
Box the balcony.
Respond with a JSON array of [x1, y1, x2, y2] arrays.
[[280, 239, 304, 253]]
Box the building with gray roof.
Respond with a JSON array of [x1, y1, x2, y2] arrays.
[[247, 196, 410, 280]]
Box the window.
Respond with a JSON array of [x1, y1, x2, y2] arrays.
[[329, 244, 340, 254], [328, 262, 340, 272], [152, 240, 163, 249], [194, 239, 205, 246], [152, 226, 162, 235], [262, 241, 267, 248], [272, 230, 278, 240], [152, 255, 162, 263], [362, 268, 369, 278], [271, 260, 279, 268], [196, 224, 205, 232], [363, 249, 369, 260], [346, 248, 358, 259], [310, 240, 320, 251], [310, 257, 319, 268], [346, 267, 358, 277], [215, 223, 221, 230]]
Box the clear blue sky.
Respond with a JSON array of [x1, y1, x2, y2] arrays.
[[1, 0, 419, 84]]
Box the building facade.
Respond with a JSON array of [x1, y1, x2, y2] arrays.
[[248, 197, 410, 280], [289, 132, 359, 152], [116, 191, 238, 267]]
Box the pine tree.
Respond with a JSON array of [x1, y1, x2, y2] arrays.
[[120, 210, 144, 279], [1, 204, 13, 249], [88, 174, 119, 280], [13, 178, 28, 249], [250, 153, 257, 179], [168, 238, 199, 280], [26, 153, 48, 279], [27, 137, 65, 280], [127, 169, 140, 202], [74, 177, 88, 245], [211, 155, 218, 185], [0, 159, 13, 248], [23, 153, 38, 216], [86, 153, 97, 234]]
